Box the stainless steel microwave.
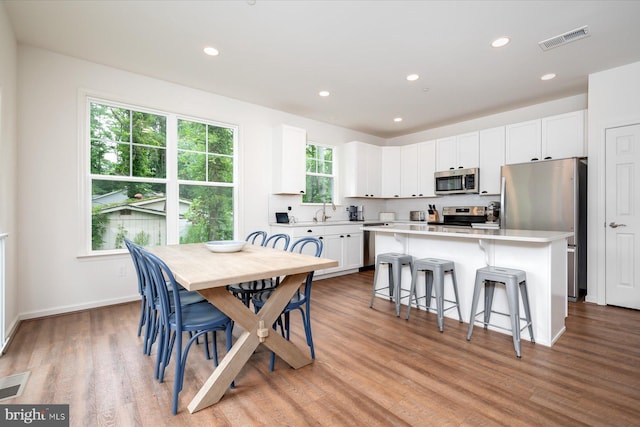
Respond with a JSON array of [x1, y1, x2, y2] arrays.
[[434, 167, 479, 195]]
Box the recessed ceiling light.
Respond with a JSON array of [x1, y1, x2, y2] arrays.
[[541, 73, 556, 81], [394, 117, 403, 123], [406, 74, 420, 81], [491, 37, 510, 48], [203, 47, 219, 56], [318, 90, 330, 97]]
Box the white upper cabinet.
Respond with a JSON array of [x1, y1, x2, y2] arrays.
[[343, 141, 382, 198], [436, 132, 479, 171], [272, 124, 306, 194], [478, 127, 505, 195], [417, 141, 436, 197], [542, 110, 586, 159], [400, 144, 418, 197], [506, 110, 585, 165], [505, 119, 542, 164], [381, 146, 401, 198]]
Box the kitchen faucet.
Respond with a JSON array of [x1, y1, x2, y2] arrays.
[[313, 201, 336, 223]]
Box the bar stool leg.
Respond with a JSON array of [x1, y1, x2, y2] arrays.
[[370, 259, 383, 308], [467, 273, 483, 340], [483, 281, 496, 329], [405, 264, 419, 320], [450, 268, 463, 322], [388, 263, 395, 299], [505, 280, 522, 358], [424, 270, 433, 311], [519, 280, 535, 343], [392, 261, 403, 317], [433, 267, 444, 332]]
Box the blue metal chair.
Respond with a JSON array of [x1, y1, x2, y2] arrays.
[[252, 236, 323, 371], [141, 249, 234, 415], [124, 238, 205, 356], [245, 230, 267, 246], [228, 233, 290, 306]]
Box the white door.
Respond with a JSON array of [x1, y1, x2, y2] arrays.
[[605, 124, 640, 309]]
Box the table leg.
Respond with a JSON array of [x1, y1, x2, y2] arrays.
[[187, 272, 311, 413]]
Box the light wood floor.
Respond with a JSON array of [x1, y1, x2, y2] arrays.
[[1, 270, 639, 426]]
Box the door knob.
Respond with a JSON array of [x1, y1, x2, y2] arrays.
[[609, 222, 627, 228]]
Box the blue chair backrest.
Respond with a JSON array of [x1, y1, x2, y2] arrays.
[[245, 231, 267, 246], [264, 233, 290, 251], [141, 250, 184, 328], [290, 237, 323, 257], [124, 238, 146, 296]]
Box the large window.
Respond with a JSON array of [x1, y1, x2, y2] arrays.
[[88, 99, 236, 252], [303, 142, 334, 203]]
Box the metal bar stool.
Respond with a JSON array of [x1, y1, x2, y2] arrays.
[[370, 253, 414, 317], [406, 258, 462, 332], [467, 266, 535, 358]]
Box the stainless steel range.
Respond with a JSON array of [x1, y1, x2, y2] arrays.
[[427, 206, 487, 227]]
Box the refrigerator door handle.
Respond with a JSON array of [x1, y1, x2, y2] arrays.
[[500, 176, 506, 229]]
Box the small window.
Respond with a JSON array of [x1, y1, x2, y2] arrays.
[[303, 142, 334, 203]]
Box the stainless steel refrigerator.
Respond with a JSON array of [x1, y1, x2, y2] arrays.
[[500, 158, 587, 301]]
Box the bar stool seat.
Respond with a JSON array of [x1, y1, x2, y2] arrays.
[[370, 253, 414, 317], [406, 258, 462, 332], [467, 266, 535, 358]]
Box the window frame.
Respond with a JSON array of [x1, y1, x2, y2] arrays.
[[302, 141, 336, 205], [80, 94, 238, 256]]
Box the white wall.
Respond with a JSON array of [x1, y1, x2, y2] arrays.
[[587, 61, 640, 304], [16, 46, 384, 318], [0, 3, 19, 344]]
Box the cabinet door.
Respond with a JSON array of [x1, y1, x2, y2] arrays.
[[400, 144, 419, 197], [417, 141, 436, 197], [343, 232, 363, 270], [381, 146, 401, 198], [320, 234, 343, 274], [542, 110, 586, 160], [456, 131, 480, 169], [505, 119, 542, 164], [366, 144, 382, 197], [436, 136, 457, 171], [272, 125, 306, 194], [479, 127, 505, 195]]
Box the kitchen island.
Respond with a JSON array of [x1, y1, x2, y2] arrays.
[[362, 223, 573, 347]]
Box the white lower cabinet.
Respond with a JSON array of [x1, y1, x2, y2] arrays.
[[269, 224, 363, 276]]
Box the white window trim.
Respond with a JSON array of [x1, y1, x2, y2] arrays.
[[77, 91, 239, 257]]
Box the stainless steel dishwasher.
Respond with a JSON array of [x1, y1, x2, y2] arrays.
[[361, 222, 386, 271]]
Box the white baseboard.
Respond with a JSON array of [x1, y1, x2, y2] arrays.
[[18, 294, 140, 321]]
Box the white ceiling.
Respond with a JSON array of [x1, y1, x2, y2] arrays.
[[5, 0, 640, 138]]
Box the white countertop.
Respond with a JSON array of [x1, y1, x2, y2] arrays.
[[362, 223, 573, 243], [270, 220, 370, 227]]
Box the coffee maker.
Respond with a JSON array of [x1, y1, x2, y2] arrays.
[[486, 201, 500, 224], [348, 205, 364, 221]]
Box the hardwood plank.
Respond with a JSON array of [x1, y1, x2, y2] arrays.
[[0, 270, 639, 426]]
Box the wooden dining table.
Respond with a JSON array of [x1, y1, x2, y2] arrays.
[[147, 242, 338, 413]]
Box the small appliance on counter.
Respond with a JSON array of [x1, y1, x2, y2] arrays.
[[348, 205, 364, 221], [409, 210, 426, 221], [427, 204, 439, 222], [486, 201, 500, 224]]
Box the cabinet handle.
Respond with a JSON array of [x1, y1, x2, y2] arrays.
[[449, 167, 454, 170], [530, 158, 539, 161], [418, 194, 423, 196], [458, 166, 463, 169], [347, 234, 351, 237], [319, 236, 323, 240], [340, 235, 344, 238], [394, 195, 399, 197], [307, 229, 313, 233], [481, 190, 487, 194], [300, 190, 305, 194], [544, 156, 552, 160]]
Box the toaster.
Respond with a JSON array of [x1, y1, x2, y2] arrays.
[[409, 210, 426, 221]]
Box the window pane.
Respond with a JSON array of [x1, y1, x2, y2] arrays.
[[132, 111, 166, 147], [303, 175, 333, 203], [179, 184, 234, 243], [178, 151, 206, 181], [208, 155, 233, 183], [91, 140, 130, 175], [91, 179, 167, 250], [322, 159, 333, 175], [178, 120, 206, 151], [132, 145, 167, 178], [323, 147, 333, 162], [208, 126, 234, 155], [306, 158, 317, 173], [90, 103, 130, 142]]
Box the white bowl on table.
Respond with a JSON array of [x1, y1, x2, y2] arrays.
[[204, 240, 247, 253]]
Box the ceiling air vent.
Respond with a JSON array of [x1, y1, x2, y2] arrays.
[[538, 25, 590, 51]]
